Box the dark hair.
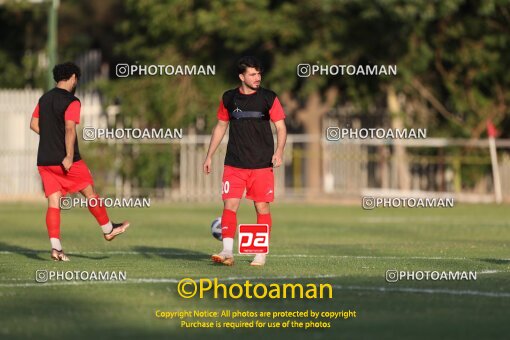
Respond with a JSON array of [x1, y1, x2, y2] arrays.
[[237, 56, 262, 74], [53, 62, 81, 82]]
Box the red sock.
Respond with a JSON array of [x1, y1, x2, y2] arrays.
[[257, 213, 272, 238], [87, 195, 110, 225], [221, 209, 237, 239], [46, 207, 60, 239]]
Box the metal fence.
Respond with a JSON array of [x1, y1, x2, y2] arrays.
[[0, 89, 105, 198], [1, 89, 510, 203], [80, 135, 510, 203]]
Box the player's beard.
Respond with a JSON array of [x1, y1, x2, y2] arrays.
[[246, 82, 260, 91], [71, 82, 77, 95]]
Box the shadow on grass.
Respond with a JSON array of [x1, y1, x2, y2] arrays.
[[477, 258, 510, 265], [129, 246, 258, 266], [0, 242, 108, 261], [130, 245, 210, 262]]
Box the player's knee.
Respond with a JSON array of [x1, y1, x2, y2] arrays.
[[80, 185, 97, 199], [48, 193, 62, 208], [48, 201, 60, 209], [223, 200, 240, 212], [254, 202, 270, 214], [83, 192, 98, 199]]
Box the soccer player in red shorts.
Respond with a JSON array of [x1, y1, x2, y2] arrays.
[[30, 62, 129, 261], [203, 56, 287, 266]]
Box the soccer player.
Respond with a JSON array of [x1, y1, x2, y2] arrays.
[[30, 62, 129, 261], [203, 56, 287, 266]]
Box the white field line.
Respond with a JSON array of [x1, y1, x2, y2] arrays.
[[0, 275, 510, 298], [2, 250, 506, 261], [0, 275, 338, 288]]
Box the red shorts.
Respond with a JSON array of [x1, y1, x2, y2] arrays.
[[37, 160, 94, 197], [222, 165, 274, 202]]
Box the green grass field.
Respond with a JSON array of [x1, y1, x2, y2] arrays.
[[1, 202, 509, 339]]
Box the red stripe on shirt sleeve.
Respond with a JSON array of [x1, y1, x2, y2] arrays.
[[32, 104, 40, 118], [217, 100, 229, 121], [269, 96, 286, 122], [64, 100, 81, 124]]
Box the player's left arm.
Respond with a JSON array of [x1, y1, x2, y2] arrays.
[[30, 117, 39, 134], [30, 104, 40, 134], [272, 120, 287, 168], [269, 96, 287, 168], [62, 120, 76, 171], [62, 100, 81, 171]]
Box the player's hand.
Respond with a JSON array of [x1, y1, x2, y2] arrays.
[[62, 156, 73, 172], [203, 157, 212, 175], [272, 151, 283, 168]]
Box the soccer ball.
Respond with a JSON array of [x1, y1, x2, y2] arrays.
[[211, 217, 222, 241]]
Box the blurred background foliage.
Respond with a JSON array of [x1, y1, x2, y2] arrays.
[[1, 0, 509, 192]]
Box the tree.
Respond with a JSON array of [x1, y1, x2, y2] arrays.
[[111, 0, 510, 194]]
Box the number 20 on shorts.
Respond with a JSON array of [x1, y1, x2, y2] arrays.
[[222, 181, 230, 194]]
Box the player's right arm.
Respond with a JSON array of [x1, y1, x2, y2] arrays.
[[30, 117, 39, 134], [203, 99, 230, 175], [30, 104, 40, 134], [203, 120, 229, 174], [203, 98, 230, 174]]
